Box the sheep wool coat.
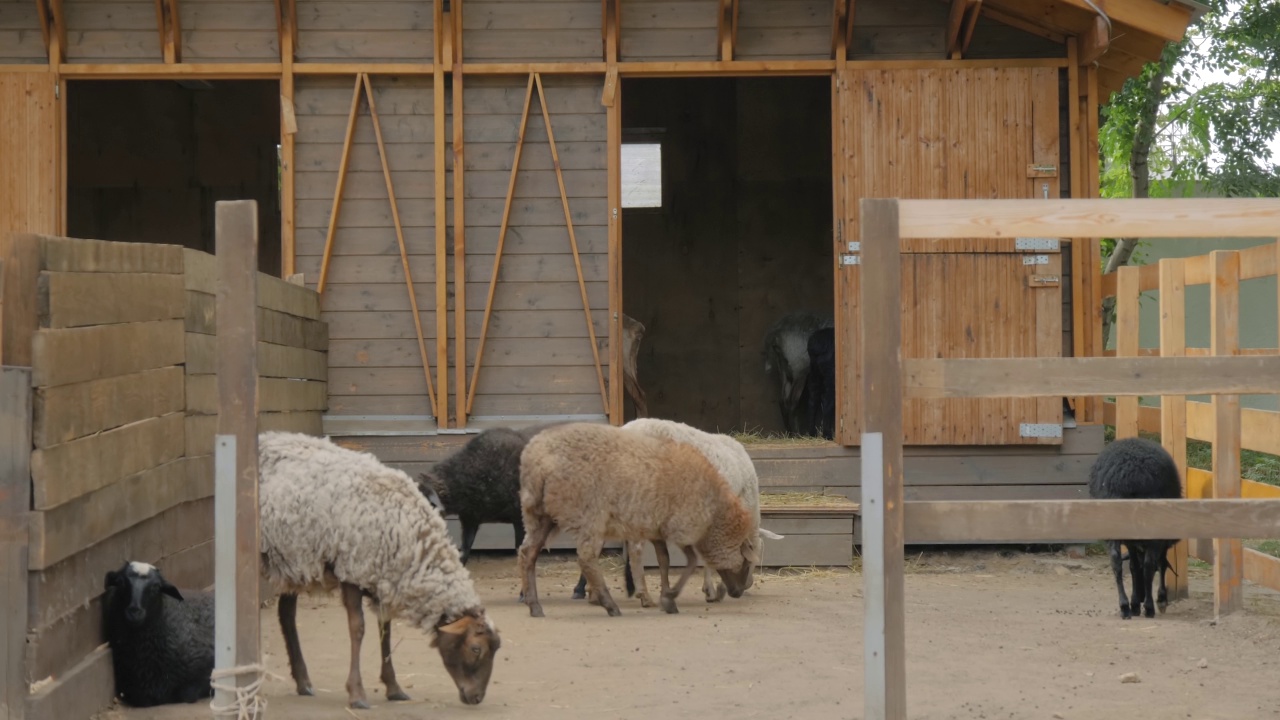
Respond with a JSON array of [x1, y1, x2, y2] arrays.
[[257, 431, 484, 631]]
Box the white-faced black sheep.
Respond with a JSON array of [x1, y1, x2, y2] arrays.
[[1088, 436, 1184, 619], [762, 310, 834, 435], [102, 560, 215, 708], [804, 326, 837, 440]]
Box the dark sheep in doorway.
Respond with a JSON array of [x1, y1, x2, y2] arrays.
[[1088, 436, 1183, 619], [762, 311, 833, 435], [805, 326, 837, 440]]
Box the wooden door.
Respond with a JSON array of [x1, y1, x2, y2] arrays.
[[0, 73, 62, 253], [834, 66, 1063, 445]]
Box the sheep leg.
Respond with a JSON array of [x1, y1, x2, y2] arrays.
[[1156, 545, 1171, 614], [1139, 544, 1160, 619], [459, 520, 479, 566], [518, 518, 554, 618], [654, 540, 673, 593], [571, 573, 589, 600], [659, 545, 703, 615], [375, 601, 410, 701], [702, 564, 727, 603], [1107, 541, 1133, 619], [340, 583, 370, 709], [277, 593, 314, 696], [576, 543, 621, 616], [1127, 543, 1147, 618], [627, 541, 654, 608], [513, 520, 528, 603]]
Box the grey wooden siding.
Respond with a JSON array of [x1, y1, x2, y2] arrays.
[[461, 76, 609, 419], [60, 0, 276, 63], [293, 75, 440, 421], [620, 0, 718, 62], [0, 0, 46, 63], [296, 0, 433, 62], [462, 0, 602, 63]]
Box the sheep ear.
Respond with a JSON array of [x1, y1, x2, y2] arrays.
[[104, 570, 122, 590], [160, 582, 184, 601], [437, 615, 475, 636]]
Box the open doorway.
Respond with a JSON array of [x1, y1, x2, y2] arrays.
[[67, 80, 282, 275], [621, 76, 833, 436]]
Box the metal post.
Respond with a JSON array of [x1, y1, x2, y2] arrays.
[[212, 435, 237, 713], [861, 431, 885, 719]]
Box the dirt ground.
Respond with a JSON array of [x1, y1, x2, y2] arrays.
[[98, 548, 1280, 720]]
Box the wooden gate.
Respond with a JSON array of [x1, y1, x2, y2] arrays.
[[0, 73, 62, 255], [834, 66, 1063, 445]]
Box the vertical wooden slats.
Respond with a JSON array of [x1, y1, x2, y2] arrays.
[[452, 0, 468, 428], [433, 0, 449, 424], [1158, 257, 1190, 599], [1114, 265, 1139, 437], [1210, 249, 1242, 617]]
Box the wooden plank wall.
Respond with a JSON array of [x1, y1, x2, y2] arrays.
[[16, 236, 198, 720], [183, 246, 326, 456], [295, 0, 433, 62], [462, 0, 602, 63], [735, 0, 830, 60], [0, 235, 326, 720], [180, 0, 278, 62], [461, 75, 609, 420], [293, 76, 438, 421], [619, 0, 718, 62], [0, 74, 61, 253], [0, 1, 47, 64]]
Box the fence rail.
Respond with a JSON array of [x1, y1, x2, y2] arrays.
[[857, 196, 1280, 720]]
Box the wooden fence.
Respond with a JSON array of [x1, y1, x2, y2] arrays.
[[854, 197, 1280, 720], [0, 234, 327, 720], [1100, 238, 1280, 599]]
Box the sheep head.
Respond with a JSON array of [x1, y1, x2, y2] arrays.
[[415, 470, 448, 513], [431, 610, 501, 705], [104, 561, 183, 627]]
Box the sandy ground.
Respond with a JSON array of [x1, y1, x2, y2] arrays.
[[98, 548, 1280, 720]]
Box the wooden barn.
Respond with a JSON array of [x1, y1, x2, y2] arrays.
[[1, 0, 1201, 554]]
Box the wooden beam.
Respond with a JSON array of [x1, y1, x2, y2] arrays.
[[606, 76, 623, 424], [895, 198, 1280, 240], [959, 0, 982, 54], [1059, 0, 1192, 42], [154, 0, 182, 64], [904, 499, 1280, 544], [212, 200, 261, 706], [294, 63, 434, 76], [1210, 250, 1243, 618], [1113, 265, 1139, 436], [433, 0, 449, 425], [452, 0, 467, 427], [844, 0, 856, 53], [945, 0, 969, 59], [314, 75, 363, 296], [278, 0, 296, 277], [717, 0, 737, 61], [1078, 14, 1110, 65], [1, 368, 32, 720], [858, 198, 906, 720], [274, 0, 298, 62], [35, 0, 65, 65], [904, 356, 1280, 399], [535, 73, 610, 416], [1158, 257, 1190, 601], [58, 63, 282, 78], [364, 72, 438, 416], [978, 5, 1067, 44]]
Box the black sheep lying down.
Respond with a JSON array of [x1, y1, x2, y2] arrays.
[[1088, 437, 1184, 619], [102, 560, 215, 707]]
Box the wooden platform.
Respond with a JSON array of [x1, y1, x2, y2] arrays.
[[335, 424, 1101, 565]]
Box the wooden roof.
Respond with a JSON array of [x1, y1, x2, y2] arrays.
[[973, 0, 1204, 98]]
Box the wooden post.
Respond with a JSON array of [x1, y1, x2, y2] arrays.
[[1157, 258, 1190, 600], [1, 367, 32, 720], [1210, 249, 1242, 618], [859, 198, 906, 720], [1114, 265, 1140, 438], [211, 200, 263, 717]]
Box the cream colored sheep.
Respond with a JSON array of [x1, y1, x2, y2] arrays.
[[516, 422, 758, 617], [257, 431, 501, 709]]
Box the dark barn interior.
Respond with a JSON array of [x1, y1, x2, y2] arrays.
[[622, 76, 833, 435], [67, 80, 283, 275]]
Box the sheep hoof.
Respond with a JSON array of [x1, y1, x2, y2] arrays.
[[349, 699, 371, 710], [296, 685, 314, 697], [660, 595, 679, 614], [605, 605, 622, 617], [636, 592, 654, 608], [571, 589, 586, 600], [528, 604, 545, 618], [1143, 606, 1156, 619], [386, 690, 411, 702], [1157, 600, 1168, 614], [708, 584, 727, 603]]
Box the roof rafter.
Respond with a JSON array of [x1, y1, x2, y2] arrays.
[[34, 0, 65, 65], [716, 0, 738, 61], [274, 0, 298, 62], [1058, 0, 1192, 42]]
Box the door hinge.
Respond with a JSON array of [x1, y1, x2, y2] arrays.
[[1015, 237, 1060, 252], [1020, 423, 1063, 439], [1022, 254, 1050, 266], [840, 254, 860, 266], [1027, 163, 1058, 177]]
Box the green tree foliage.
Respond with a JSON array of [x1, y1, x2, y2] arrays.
[[1097, 0, 1280, 268]]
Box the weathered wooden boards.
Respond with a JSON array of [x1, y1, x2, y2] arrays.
[[0, 233, 328, 720]]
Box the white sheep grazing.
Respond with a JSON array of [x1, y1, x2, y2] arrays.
[[621, 418, 784, 603], [517, 422, 759, 617], [257, 431, 501, 710]]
